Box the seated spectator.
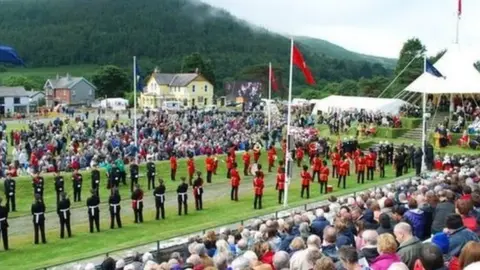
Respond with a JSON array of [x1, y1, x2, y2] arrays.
[[413, 243, 445, 270], [445, 214, 479, 257], [358, 230, 379, 264], [394, 222, 422, 269]]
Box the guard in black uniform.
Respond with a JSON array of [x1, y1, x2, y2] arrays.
[[91, 165, 101, 196], [109, 163, 121, 189], [394, 150, 405, 178], [130, 161, 139, 192], [131, 184, 144, 223], [154, 179, 166, 220], [54, 172, 65, 203], [86, 189, 100, 233], [0, 197, 9, 250], [108, 188, 122, 229], [193, 171, 204, 211], [57, 192, 71, 238], [72, 169, 83, 202], [31, 194, 46, 244], [177, 177, 188, 216], [32, 172, 44, 199], [4, 173, 16, 212], [146, 158, 156, 190]]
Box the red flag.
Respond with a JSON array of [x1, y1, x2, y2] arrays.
[[292, 45, 315, 85], [269, 65, 279, 91], [458, 0, 462, 16]]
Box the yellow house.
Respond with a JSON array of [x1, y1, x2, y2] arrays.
[[139, 69, 214, 109]]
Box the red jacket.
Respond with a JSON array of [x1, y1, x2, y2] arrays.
[[339, 160, 349, 176], [231, 169, 240, 187], [313, 157, 322, 171], [366, 154, 375, 168], [242, 152, 250, 165], [331, 152, 340, 167], [187, 158, 195, 174], [226, 155, 234, 169], [296, 148, 304, 159], [254, 177, 264, 195], [357, 157, 366, 172], [205, 157, 214, 172], [276, 173, 285, 190], [170, 156, 177, 170], [320, 166, 329, 182], [267, 149, 276, 163], [301, 171, 312, 186], [253, 149, 261, 161]]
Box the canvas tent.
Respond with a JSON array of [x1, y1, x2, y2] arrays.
[[100, 98, 129, 110], [311, 95, 409, 115], [404, 44, 480, 94]]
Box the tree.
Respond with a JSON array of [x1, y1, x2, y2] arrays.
[[337, 80, 359, 96], [92, 65, 130, 98], [182, 53, 216, 87], [394, 38, 426, 87], [430, 49, 446, 63], [358, 76, 390, 97], [475, 61, 480, 72], [1, 75, 39, 90]]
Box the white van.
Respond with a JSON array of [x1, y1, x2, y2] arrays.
[[163, 101, 184, 111], [203, 105, 218, 113]]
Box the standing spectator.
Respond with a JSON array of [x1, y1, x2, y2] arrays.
[[403, 198, 426, 240], [338, 246, 368, 270], [445, 214, 479, 257], [455, 199, 478, 233], [431, 190, 455, 235], [458, 241, 480, 269], [413, 243, 445, 270], [394, 222, 423, 269], [358, 230, 379, 264], [370, 233, 400, 270]]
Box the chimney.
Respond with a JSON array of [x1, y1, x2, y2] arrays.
[[154, 66, 160, 73], [56, 73, 59, 80], [195, 68, 199, 74], [66, 73, 71, 80]]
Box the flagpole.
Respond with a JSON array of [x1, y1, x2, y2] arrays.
[[268, 62, 272, 139], [133, 56, 138, 163], [421, 55, 427, 172], [455, 0, 461, 44], [284, 39, 294, 208]]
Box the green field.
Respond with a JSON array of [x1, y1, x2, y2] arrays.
[[0, 146, 407, 269]]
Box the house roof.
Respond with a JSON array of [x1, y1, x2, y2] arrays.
[[0, 86, 30, 97], [152, 73, 201, 87], [25, 91, 45, 98], [46, 76, 97, 90]]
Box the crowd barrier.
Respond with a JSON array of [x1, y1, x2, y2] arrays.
[[38, 176, 416, 270]]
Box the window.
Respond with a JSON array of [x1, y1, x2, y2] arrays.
[[89, 89, 93, 96], [13, 97, 20, 104], [205, 85, 208, 92], [71, 90, 76, 96], [198, 96, 204, 102], [192, 85, 196, 92], [0, 97, 5, 104]]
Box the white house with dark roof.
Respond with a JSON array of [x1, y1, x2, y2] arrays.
[[43, 74, 96, 107], [0, 86, 36, 115], [139, 68, 214, 109]]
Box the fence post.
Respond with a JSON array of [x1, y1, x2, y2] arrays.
[[275, 211, 278, 219], [157, 240, 160, 254], [106, 252, 109, 257], [353, 192, 356, 198], [241, 219, 244, 226], [304, 203, 307, 211]]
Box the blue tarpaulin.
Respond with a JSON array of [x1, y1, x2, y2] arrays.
[[0, 45, 24, 65]]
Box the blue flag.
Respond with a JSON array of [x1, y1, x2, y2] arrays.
[[425, 60, 444, 78], [0, 45, 25, 66], [135, 62, 143, 92]]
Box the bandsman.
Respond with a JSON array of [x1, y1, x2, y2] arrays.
[[357, 152, 366, 184], [267, 145, 276, 173], [337, 156, 349, 189], [109, 163, 121, 189], [319, 160, 329, 194], [276, 167, 285, 204], [154, 179, 166, 220], [115, 157, 126, 185], [296, 145, 304, 167], [131, 184, 144, 223], [300, 165, 312, 199], [187, 154, 195, 186], [32, 172, 44, 199], [146, 157, 156, 190], [177, 177, 189, 216], [230, 162, 241, 201], [32, 194, 46, 244], [205, 153, 214, 183], [242, 149, 251, 176], [108, 188, 122, 229], [253, 171, 264, 209], [86, 189, 100, 233], [170, 153, 177, 181], [331, 148, 341, 178], [366, 149, 376, 181], [91, 164, 101, 196], [253, 144, 261, 164], [130, 160, 139, 192], [193, 171, 204, 211], [311, 153, 322, 182], [0, 197, 9, 250], [226, 153, 234, 179], [4, 173, 16, 212], [57, 192, 71, 238], [72, 169, 83, 202]]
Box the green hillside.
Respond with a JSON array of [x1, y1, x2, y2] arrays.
[[295, 36, 397, 69], [0, 0, 392, 91]]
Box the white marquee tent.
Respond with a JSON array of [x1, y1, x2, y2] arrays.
[[405, 44, 480, 94], [311, 95, 410, 115]]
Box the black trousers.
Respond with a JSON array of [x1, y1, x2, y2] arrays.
[[301, 185, 310, 198], [130, 178, 138, 192], [227, 168, 231, 179], [357, 170, 365, 184], [56, 191, 61, 204], [243, 164, 249, 176], [155, 202, 165, 220], [171, 169, 176, 181], [337, 175, 346, 189], [121, 171, 127, 185], [254, 194, 263, 209], [415, 163, 421, 176], [110, 208, 122, 228], [231, 186, 239, 201], [134, 208, 143, 223], [207, 171, 212, 183], [73, 188, 81, 202], [88, 213, 100, 233], [396, 166, 403, 177], [367, 168, 374, 180], [0, 226, 8, 250], [195, 195, 203, 210], [332, 166, 338, 178], [320, 182, 328, 194], [34, 221, 46, 244], [5, 194, 15, 212], [147, 175, 155, 190], [59, 215, 71, 238], [379, 167, 385, 178], [312, 171, 320, 182], [178, 196, 188, 215], [278, 190, 284, 204], [404, 163, 409, 173]]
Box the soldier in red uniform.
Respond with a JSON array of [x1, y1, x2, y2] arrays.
[[170, 153, 177, 181], [281, 139, 287, 160], [337, 156, 349, 189], [228, 145, 236, 162], [131, 184, 144, 223], [253, 171, 264, 209], [277, 160, 285, 174], [357, 152, 366, 184], [308, 142, 317, 163], [242, 150, 251, 176], [213, 154, 219, 175], [331, 148, 341, 178], [366, 150, 376, 181], [319, 161, 329, 194], [253, 145, 261, 164], [300, 165, 312, 199], [226, 153, 234, 179], [193, 171, 204, 210], [354, 148, 361, 173], [187, 154, 195, 186], [267, 145, 276, 172], [276, 167, 285, 204], [230, 162, 241, 201], [311, 153, 322, 182], [205, 153, 214, 183], [296, 145, 304, 167]]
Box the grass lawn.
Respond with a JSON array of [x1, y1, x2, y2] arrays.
[[0, 65, 98, 81], [0, 153, 407, 269]]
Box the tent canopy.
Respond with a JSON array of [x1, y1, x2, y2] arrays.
[[311, 95, 410, 115], [405, 44, 480, 94], [0, 45, 24, 66]]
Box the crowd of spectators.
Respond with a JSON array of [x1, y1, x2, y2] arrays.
[[72, 154, 480, 270]]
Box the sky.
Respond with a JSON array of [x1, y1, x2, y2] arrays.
[[201, 0, 479, 59]]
